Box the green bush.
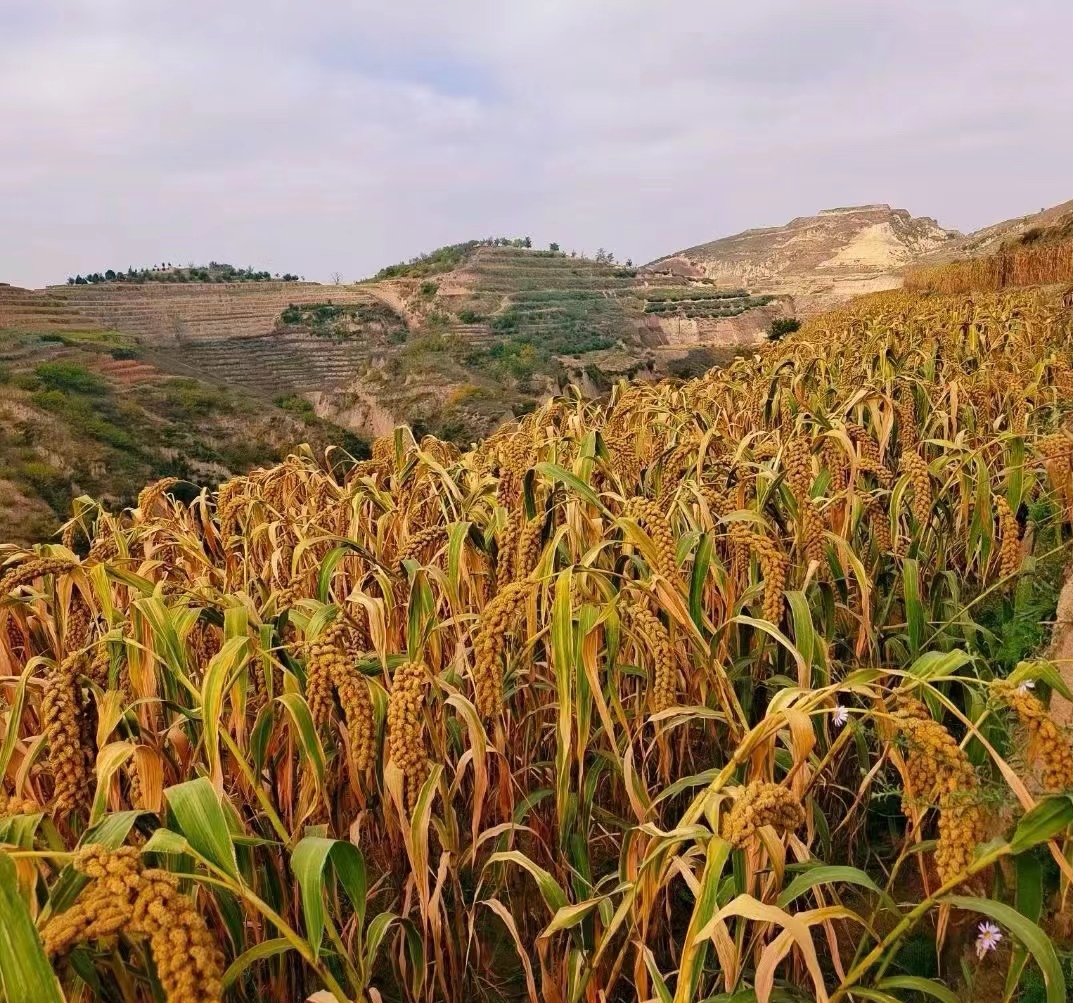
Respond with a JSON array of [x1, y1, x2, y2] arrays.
[[158, 380, 233, 419], [374, 241, 483, 281], [667, 347, 722, 379], [457, 309, 485, 324], [35, 362, 109, 396], [767, 317, 802, 341], [17, 462, 71, 515], [274, 394, 317, 419]]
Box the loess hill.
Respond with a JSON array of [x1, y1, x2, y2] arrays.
[[0, 284, 365, 544], [1, 246, 787, 541], [3, 236, 1073, 1001], [5, 198, 1073, 545]]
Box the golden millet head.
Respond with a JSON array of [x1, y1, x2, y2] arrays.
[[721, 781, 805, 848]]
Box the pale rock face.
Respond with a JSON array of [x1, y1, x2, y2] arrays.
[[650, 205, 961, 315]]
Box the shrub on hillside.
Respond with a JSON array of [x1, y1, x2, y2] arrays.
[[767, 317, 801, 341], [274, 394, 317, 419], [34, 362, 109, 396], [66, 263, 297, 285]]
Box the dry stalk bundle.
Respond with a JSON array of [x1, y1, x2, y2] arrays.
[[472, 580, 530, 719], [994, 497, 1022, 578], [41, 652, 92, 817], [305, 620, 375, 773], [623, 497, 678, 582], [1, 557, 78, 596], [899, 450, 932, 529], [784, 437, 825, 566], [621, 597, 676, 712]]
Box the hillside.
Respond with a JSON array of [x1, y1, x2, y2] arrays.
[[650, 204, 962, 314], [11, 247, 786, 445], [6, 196, 1073, 546], [0, 291, 366, 544], [653, 198, 1073, 315], [935, 197, 1073, 258]]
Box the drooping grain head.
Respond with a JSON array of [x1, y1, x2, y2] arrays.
[[721, 782, 805, 848]]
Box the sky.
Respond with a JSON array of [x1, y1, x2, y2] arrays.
[[1, 0, 1071, 288]]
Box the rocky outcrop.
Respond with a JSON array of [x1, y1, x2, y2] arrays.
[[651, 205, 961, 315]]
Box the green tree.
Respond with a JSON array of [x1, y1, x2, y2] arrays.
[[767, 316, 801, 341]]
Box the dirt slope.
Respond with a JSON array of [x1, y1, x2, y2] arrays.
[[655, 199, 1073, 317], [650, 205, 961, 315]]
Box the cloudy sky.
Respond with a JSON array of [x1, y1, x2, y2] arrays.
[[2, 1, 1071, 287]]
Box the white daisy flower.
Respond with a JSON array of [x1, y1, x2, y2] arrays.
[[975, 921, 1002, 959], [832, 705, 848, 728]]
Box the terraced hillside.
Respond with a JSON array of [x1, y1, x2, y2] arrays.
[[47, 280, 375, 344], [17, 247, 783, 445], [0, 313, 366, 544], [0, 283, 99, 332], [338, 245, 785, 435]]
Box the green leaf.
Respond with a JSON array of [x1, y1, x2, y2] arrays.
[[1009, 796, 1073, 854], [676, 836, 732, 1003], [1010, 661, 1073, 702], [776, 865, 893, 912], [363, 911, 401, 972], [165, 777, 239, 879], [88, 742, 135, 827], [485, 850, 569, 914], [0, 854, 66, 1003], [0, 665, 33, 780], [317, 546, 354, 604], [533, 462, 609, 516], [875, 976, 960, 1003], [221, 938, 293, 990], [943, 894, 1065, 1003], [276, 692, 326, 792], [1006, 852, 1045, 999], [641, 947, 673, 1003], [141, 828, 192, 856], [906, 649, 972, 681], [201, 635, 250, 788], [542, 898, 604, 937], [291, 836, 368, 960], [689, 533, 714, 635], [786, 591, 822, 680], [903, 559, 923, 659]]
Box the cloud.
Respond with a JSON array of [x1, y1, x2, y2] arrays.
[[1, 0, 1071, 286]]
